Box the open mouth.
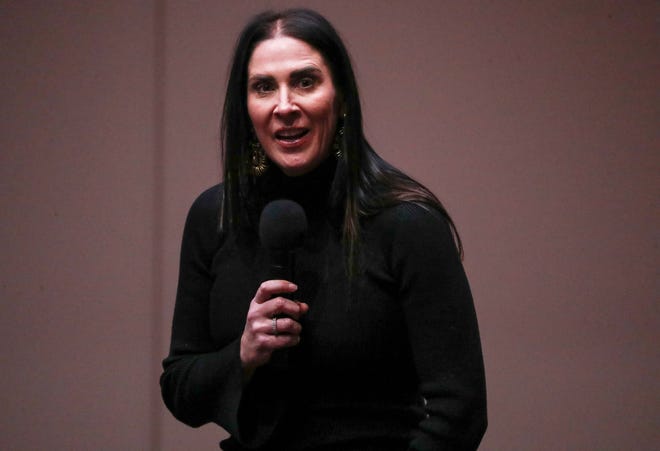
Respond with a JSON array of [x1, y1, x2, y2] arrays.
[[275, 129, 309, 142]]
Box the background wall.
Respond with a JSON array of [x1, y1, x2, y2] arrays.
[[1, 1, 657, 450]]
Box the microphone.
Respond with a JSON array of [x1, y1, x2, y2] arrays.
[[259, 199, 308, 282], [259, 200, 308, 371]]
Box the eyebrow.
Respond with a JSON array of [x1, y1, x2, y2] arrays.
[[290, 66, 323, 78], [247, 74, 272, 84], [248, 66, 323, 83]]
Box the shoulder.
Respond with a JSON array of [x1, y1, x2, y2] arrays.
[[364, 202, 458, 260], [181, 183, 223, 244], [186, 184, 222, 223], [367, 202, 451, 236], [190, 183, 223, 212]]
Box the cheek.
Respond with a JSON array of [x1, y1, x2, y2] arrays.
[[319, 101, 338, 139], [306, 87, 337, 121], [247, 100, 267, 130]]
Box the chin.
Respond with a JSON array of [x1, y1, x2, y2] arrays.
[[273, 155, 319, 177], [279, 164, 311, 177]]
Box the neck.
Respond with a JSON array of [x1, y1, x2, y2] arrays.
[[262, 156, 337, 217]]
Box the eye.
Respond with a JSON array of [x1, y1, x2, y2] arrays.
[[251, 80, 274, 94], [297, 77, 316, 89]]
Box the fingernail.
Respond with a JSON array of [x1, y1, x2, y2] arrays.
[[289, 283, 297, 290]]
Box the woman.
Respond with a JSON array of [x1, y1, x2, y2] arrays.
[[161, 8, 487, 451]]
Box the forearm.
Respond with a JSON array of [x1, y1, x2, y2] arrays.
[[160, 339, 243, 429]]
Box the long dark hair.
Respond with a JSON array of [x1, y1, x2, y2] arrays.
[[220, 8, 462, 273]]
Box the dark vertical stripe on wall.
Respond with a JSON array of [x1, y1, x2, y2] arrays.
[[150, 0, 166, 449]]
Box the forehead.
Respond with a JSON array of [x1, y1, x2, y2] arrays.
[[248, 36, 328, 75]]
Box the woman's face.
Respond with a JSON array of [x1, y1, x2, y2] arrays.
[[247, 36, 340, 177]]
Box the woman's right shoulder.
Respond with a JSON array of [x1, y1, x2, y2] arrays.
[[190, 183, 223, 211], [184, 183, 223, 233]]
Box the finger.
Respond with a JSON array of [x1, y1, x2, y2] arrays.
[[270, 316, 303, 336], [278, 335, 302, 348], [253, 280, 298, 304], [250, 319, 300, 349], [266, 297, 308, 320], [264, 330, 300, 353], [297, 301, 309, 315], [268, 333, 302, 349]]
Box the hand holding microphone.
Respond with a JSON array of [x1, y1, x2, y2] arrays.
[[239, 200, 309, 374]]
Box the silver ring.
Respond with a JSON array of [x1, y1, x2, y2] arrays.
[[272, 317, 278, 336]]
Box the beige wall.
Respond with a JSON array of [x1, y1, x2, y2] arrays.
[[1, 1, 657, 449]]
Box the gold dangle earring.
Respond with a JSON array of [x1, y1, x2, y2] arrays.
[[333, 114, 346, 159], [249, 135, 268, 176]]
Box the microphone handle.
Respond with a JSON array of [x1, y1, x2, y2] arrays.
[[268, 250, 295, 371], [268, 249, 295, 285]]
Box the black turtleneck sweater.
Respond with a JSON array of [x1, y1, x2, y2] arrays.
[[160, 159, 487, 450]]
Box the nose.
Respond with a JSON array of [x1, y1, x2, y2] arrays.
[[274, 88, 297, 117]]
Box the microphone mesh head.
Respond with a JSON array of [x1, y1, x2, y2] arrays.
[[259, 199, 308, 250]]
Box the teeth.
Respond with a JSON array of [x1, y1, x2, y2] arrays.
[[277, 129, 306, 139]]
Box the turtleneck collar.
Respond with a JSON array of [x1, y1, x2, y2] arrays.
[[260, 156, 337, 220]]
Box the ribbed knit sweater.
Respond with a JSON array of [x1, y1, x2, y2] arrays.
[[161, 160, 487, 450]]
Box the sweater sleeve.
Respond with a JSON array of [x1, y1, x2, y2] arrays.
[[382, 204, 487, 450], [159, 186, 280, 446]]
